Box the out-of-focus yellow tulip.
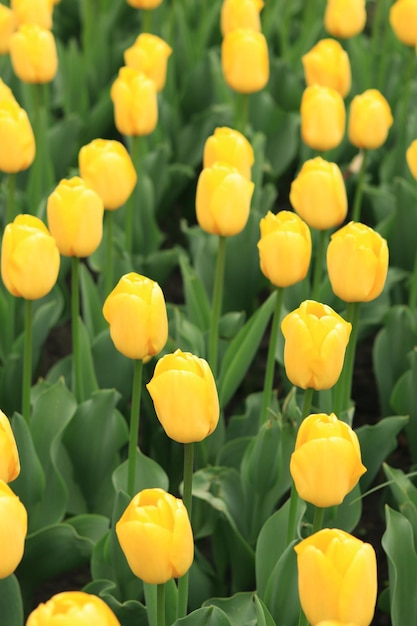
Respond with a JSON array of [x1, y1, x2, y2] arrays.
[[348, 89, 393, 150], [0, 411, 20, 484], [221, 0, 264, 36], [147, 349, 220, 443], [390, 0, 417, 46], [317, 622, 358, 626], [79, 139, 137, 210], [111, 66, 158, 136], [0, 99, 35, 173], [116, 488, 194, 584], [124, 33, 172, 92], [290, 412, 366, 508], [0, 5, 17, 55], [300, 85, 346, 151], [0, 480, 27, 579], [103, 272, 168, 361], [257, 210, 312, 287], [406, 138, 417, 179], [26, 591, 121, 626], [203, 127, 254, 180], [222, 29, 269, 94], [126, 0, 163, 8], [1, 215, 60, 300], [327, 221, 389, 303], [281, 300, 351, 390], [324, 0, 367, 38], [9, 24, 58, 84], [11, 0, 54, 30], [302, 38, 351, 98], [289, 157, 347, 230], [295, 528, 377, 626], [0, 79, 17, 103]]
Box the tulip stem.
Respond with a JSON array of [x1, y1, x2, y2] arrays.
[[259, 287, 284, 427], [177, 442, 194, 619], [126, 136, 140, 256], [351, 150, 368, 223], [312, 506, 324, 535], [208, 235, 226, 378], [311, 229, 328, 301], [71, 256, 83, 404], [105, 211, 114, 297], [156, 583, 165, 626], [127, 358, 144, 497], [22, 298, 33, 423], [6, 173, 15, 227], [234, 93, 249, 134], [142, 9, 152, 34], [342, 301, 361, 420]]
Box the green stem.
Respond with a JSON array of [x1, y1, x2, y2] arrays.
[[351, 150, 368, 223], [6, 173, 15, 226], [105, 210, 114, 297], [311, 229, 328, 300], [208, 236, 227, 378], [156, 583, 165, 626], [71, 256, 83, 403], [234, 93, 249, 134], [22, 298, 33, 423], [127, 359, 144, 497], [297, 610, 308, 626], [126, 136, 140, 256], [342, 301, 361, 418], [142, 8, 153, 33], [409, 248, 417, 309], [177, 442, 194, 619], [312, 506, 324, 534], [259, 287, 284, 426]]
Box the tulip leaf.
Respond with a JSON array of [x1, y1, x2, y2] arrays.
[[166, 305, 206, 356], [0, 575, 23, 626], [83, 579, 149, 626], [203, 592, 275, 626], [92, 330, 134, 408], [390, 350, 417, 463], [79, 263, 108, 340], [383, 464, 417, 512], [112, 450, 169, 495], [78, 317, 100, 402], [263, 541, 300, 626], [179, 253, 211, 332], [172, 606, 232, 626]]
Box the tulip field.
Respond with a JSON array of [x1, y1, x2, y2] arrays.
[[1, 0, 417, 624]]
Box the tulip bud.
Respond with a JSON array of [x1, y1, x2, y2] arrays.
[[317, 621, 359, 626], [0, 5, 17, 55], [295, 528, 377, 626], [406, 138, 417, 179], [196, 161, 254, 236], [127, 0, 163, 7], [0, 411, 20, 483], [47, 177, 104, 258], [111, 66, 158, 136], [0, 100, 35, 173], [11, 0, 54, 30], [300, 85, 346, 151], [348, 89, 393, 150], [327, 221, 389, 303], [147, 349, 220, 443], [103, 272, 168, 361], [390, 0, 417, 46], [324, 0, 367, 39], [290, 412, 366, 508], [0, 480, 27, 578], [220, 0, 264, 36], [116, 488, 194, 584], [203, 127, 254, 180], [10, 24, 58, 84], [1, 215, 60, 300], [281, 300, 351, 390], [222, 29, 269, 94], [124, 33, 172, 92], [257, 210, 312, 287], [79, 139, 137, 210], [289, 157, 347, 230], [302, 38, 351, 98], [26, 591, 121, 626]]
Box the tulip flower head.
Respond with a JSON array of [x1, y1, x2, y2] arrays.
[[222, 29, 269, 94], [116, 488, 194, 584], [126, 0, 163, 8], [302, 38, 351, 98], [147, 349, 220, 443], [324, 0, 367, 39], [281, 300, 351, 390], [0, 5, 17, 55], [0, 411, 20, 483], [11, 0, 54, 30], [390, 0, 417, 46], [203, 127, 254, 180], [317, 622, 358, 626], [348, 89, 393, 150], [124, 33, 172, 92], [221, 0, 264, 36], [10, 24, 58, 84], [0, 480, 27, 578], [26, 591, 121, 626], [0, 99, 35, 173], [295, 528, 377, 625], [111, 66, 158, 136], [406, 138, 417, 179], [300, 85, 346, 151]]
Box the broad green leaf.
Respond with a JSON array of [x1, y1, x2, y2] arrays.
[[263, 541, 300, 626], [66, 514, 110, 545], [0, 575, 23, 626], [383, 464, 417, 512], [78, 317, 100, 402], [179, 253, 211, 332], [92, 330, 134, 406], [112, 450, 169, 495], [79, 263, 107, 340], [391, 349, 417, 462], [205, 592, 275, 626], [172, 606, 232, 626], [83, 579, 148, 626]]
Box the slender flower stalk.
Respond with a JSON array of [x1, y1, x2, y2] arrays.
[[126, 136, 140, 256], [6, 174, 15, 226], [310, 229, 328, 300], [259, 287, 284, 427], [22, 299, 33, 423], [104, 211, 114, 297], [312, 506, 324, 534], [332, 301, 360, 421], [127, 359, 144, 496], [156, 583, 165, 626], [208, 236, 227, 378], [234, 93, 249, 134], [351, 150, 368, 223], [177, 442, 194, 619], [71, 257, 83, 403]]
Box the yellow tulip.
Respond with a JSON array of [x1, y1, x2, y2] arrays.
[[0, 100, 35, 174], [1, 215, 60, 300], [126, 0, 163, 8], [0, 480, 27, 579], [196, 161, 254, 236], [348, 89, 393, 150], [78, 139, 137, 210], [103, 272, 168, 361], [300, 85, 346, 151], [10, 24, 58, 84], [203, 127, 254, 180], [47, 177, 104, 258], [257, 210, 312, 287], [317, 622, 358, 626], [11, 0, 53, 30], [290, 413, 366, 508], [26, 591, 121, 626], [0, 4, 17, 55], [406, 138, 417, 179], [302, 38, 351, 98], [0, 411, 20, 483], [295, 528, 377, 626], [326, 222, 389, 303], [281, 300, 351, 390], [147, 349, 220, 443], [222, 29, 269, 94], [111, 66, 158, 136], [324, 0, 367, 39], [220, 0, 264, 36], [116, 488, 194, 584], [124, 33, 172, 92], [390, 0, 417, 46], [0, 78, 17, 103]]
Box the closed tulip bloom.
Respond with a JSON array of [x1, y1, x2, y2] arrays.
[[221, 0, 264, 36], [79, 139, 137, 210], [327, 222, 389, 303], [0, 411, 20, 483], [324, 0, 367, 38], [390, 0, 417, 46], [0, 5, 17, 55], [203, 127, 254, 180], [295, 528, 377, 626], [289, 158, 347, 230], [348, 89, 393, 150], [11, 0, 53, 30], [124, 34, 172, 92], [0, 100, 35, 173], [222, 29, 269, 94], [406, 138, 417, 179], [1, 215, 60, 300], [281, 300, 351, 390], [302, 39, 351, 98], [290, 413, 366, 508], [103, 272, 168, 360], [111, 66, 158, 136], [317, 622, 358, 626], [127, 0, 163, 7], [300, 85, 346, 151], [257, 210, 312, 287], [10, 24, 58, 84], [147, 349, 220, 443], [116, 488, 194, 584], [26, 591, 121, 626], [0, 480, 27, 578], [47, 177, 104, 258], [196, 162, 254, 236]]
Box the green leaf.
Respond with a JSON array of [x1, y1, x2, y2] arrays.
[[92, 330, 134, 406], [83, 579, 148, 626], [79, 263, 108, 340], [390, 349, 417, 462], [65, 514, 110, 545], [179, 253, 211, 332], [263, 541, 300, 626], [204, 592, 275, 626], [0, 575, 23, 626], [172, 606, 232, 626], [10, 412, 45, 515], [78, 317, 100, 401], [112, 450, 169, 495]]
